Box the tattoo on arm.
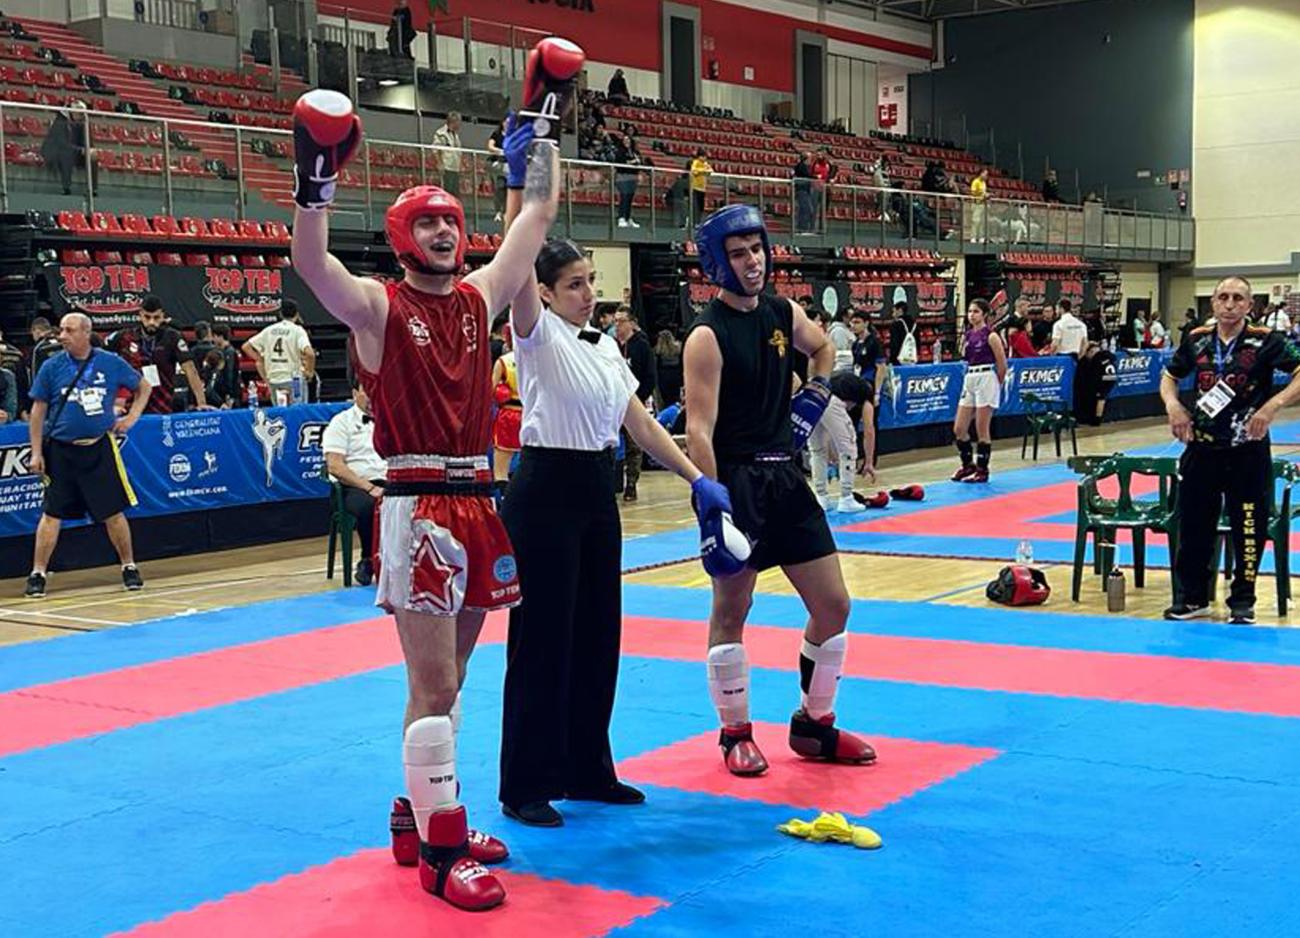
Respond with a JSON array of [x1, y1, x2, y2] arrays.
[[523, 141, 556, 203]]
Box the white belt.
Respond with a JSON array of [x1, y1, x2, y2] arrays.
[[387, 454, 490, 471], [967, 364, 996, 372]]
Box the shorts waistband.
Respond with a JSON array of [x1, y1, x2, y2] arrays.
[[723, 450, 793, 465], [966, 363, 996, 371], [522, 445, 615, 462], [386, 453, 492, 486]]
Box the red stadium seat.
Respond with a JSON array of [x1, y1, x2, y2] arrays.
[[262, 220, 290, 244], [156, 251, 183, 266], [177, 217, 211, 240], [121, 214, 154, 236], [90, 211, 123, 234], [210, 218, 240, 240], [151, 215, 182, 238], [57, 210, 91, 234], [215, 254, 240, 267], [183, 253, 212, 266], [237, 219, 268, 241], [266, 254, 290, 267], [60, 248, 91, 264], [125, 251, 154, 264], [240, 254, 266, 267], [93, 250, 123, 264]]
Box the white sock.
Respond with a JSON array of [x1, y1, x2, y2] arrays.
[[800, 632, 847, 720], [403, 715, 457, 842], [707, 642, 751, 727], [838, 453, 856, 499]]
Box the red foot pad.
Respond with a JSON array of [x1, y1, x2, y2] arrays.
[[392, 797, 509, 866], [889, 484, 925, 501], [788, 710, 877, 765], [418, 807, 506, 912], [719, 722, 769, 777]]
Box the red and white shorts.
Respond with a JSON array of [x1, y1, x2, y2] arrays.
[[493, 406, 522, 452], [375, 455, 521, 616]]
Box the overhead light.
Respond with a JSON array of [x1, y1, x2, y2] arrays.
[[355, 76, 365, 83], [378, 79, 398, 87]]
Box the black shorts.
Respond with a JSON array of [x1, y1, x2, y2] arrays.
[[43, 435, 135, 522], [718, 457, 837, 572]]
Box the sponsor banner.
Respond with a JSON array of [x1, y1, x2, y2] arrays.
[[879, 361, 963, 428], [0, 403, 346, 538], [42, 264, 336, 329], [840, 281, 957, 319], [1004, 275, 1103, 313], [999, 355, 1076, 415], [1110, 349, 1172, 398]]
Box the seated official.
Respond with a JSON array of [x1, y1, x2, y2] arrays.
[[322, 382, 388, 586]]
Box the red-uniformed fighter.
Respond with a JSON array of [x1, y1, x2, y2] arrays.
[[290, 36, 583, 912]]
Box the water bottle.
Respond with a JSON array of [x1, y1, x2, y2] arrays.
[[1107, 566, 1126, 612], [1015, 539, 1033, 565], [245, 379, 257, 409], [932, 339, 943, 362], [291, 373, 304, 405]]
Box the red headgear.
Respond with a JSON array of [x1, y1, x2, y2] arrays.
[[384, 185, 466, 274], [986, 565, 1051, 606]]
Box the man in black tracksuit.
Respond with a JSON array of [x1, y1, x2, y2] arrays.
[[615, 307, 656, 501], [1161, 275, 1300, 624]]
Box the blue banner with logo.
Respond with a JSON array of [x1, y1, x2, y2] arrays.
[[0, 404, 347, 539], [1111, 349, 1173, 398], [879, 361, 964, 428], [998, 355, 1076, 416]]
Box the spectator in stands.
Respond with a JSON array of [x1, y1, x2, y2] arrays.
[[40, 101, 98, 196], [487, 117, 508, 223], [689, 149, 712, 223], [664, 159, 690, 228], [888, 300, 919, 365], [654, 329, 683, 411], [610, 131, 643, 229], [190, 320, 216, 367], [433, 111, 463, 198], [323, 380, 388, 586], [872, 156, 891, 220], [615, 307, 656, 501], [387, 0, 416, 59], [1178, 307, 1199, 345], [793, 151, 815, 233], [607, 68, 630, 103], [810, 148, 836, 228], [1084, 190, 1104, 205], [1042, 168, 1062, 203], [1047, 298, 1088, 357], [1005, 317, 1039, 358], [969, 168, 989, 242], [245, 300, 315, 404], [25, 312, 150, 599], [107, 295, 208, 414]]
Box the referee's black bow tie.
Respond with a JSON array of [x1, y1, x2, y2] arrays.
[[361, 414, 372, 424], [577, 330, 602, 344]]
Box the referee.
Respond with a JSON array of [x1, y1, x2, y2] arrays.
[[1161, 275, 1300, 624], [498, 239, 730, 827], [25, 312, 152, 598]]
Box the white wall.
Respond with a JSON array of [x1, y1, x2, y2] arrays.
[[826, 53, 876, 135], [877, 63, 908, 133], [1194, 0, 1300, 268], [1118, 263, 1161, 320]]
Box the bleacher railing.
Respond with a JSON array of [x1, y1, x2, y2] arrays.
[[0, 101, 1195, 259], [70, 0, 238, 37]]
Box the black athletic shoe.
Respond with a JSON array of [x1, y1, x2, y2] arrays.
[[502, 800, 563, 827], [623, 485, 638, 503], [1228, 606, 1256, 625], [1163, 603, 1209, 621], [354, 559, 374, 587], [24, 572, 46, 598], [566, 781, 646, 805], [122, 565, 144, 591]]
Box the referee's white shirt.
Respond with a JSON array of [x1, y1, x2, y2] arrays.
[[512, 307, 639, 451], [1052, 312, 1088, 356], [321, 404, 387, 482]]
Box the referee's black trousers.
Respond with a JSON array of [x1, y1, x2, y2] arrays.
[[1174, 441, 1272, 608], [499, 446, 623, 807]]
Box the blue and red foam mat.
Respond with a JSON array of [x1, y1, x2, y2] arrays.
[[7, 584, 1300, 936]]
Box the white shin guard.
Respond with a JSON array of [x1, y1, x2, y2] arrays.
[[800, 632, 847, 720], [838, 453, 856, 498], [810, 447, 830, 498], [403, 715, 457, 842], [707, 642, 751, 727]]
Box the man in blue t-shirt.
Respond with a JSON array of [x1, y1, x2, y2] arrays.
[[24, 312, 153, 599]]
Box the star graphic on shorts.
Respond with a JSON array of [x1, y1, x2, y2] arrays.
[[411, 531, 465, 612]]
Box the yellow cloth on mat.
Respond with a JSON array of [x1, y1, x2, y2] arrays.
[[777, 812, 882, 849]]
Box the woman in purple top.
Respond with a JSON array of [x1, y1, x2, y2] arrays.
[[952, 298, 1007, 483]]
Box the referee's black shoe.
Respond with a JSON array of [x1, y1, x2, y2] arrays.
[[1163, 602, 1209, 621], [1228, 605, 1256, 625], [122, 565, 144, 591], [24, 572, 46, 599]]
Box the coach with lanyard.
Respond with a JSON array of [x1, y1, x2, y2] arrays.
[[24, 312, 151, 598], [498, 234, 737, 827], [1161, 275, 1300, 624]]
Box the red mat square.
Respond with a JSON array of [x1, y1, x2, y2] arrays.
[[113, 849, 664, 938], [618, 723, 1001, 816]]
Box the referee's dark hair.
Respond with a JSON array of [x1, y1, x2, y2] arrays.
[[1059, 298, 1072, 313], [280, 299, 299, 320], [140, 294, 164, 313], [535, 239, 585, 288]]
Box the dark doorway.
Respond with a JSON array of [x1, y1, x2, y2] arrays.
[[669, 16, 696, 107], [801, 42, 824, 124]]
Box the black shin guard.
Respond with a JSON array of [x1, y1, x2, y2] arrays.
[[976, 442, 992, 470], [956, 439, 974, 467]]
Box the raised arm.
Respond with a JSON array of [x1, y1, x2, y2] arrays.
[[289, 90, 388, 336]]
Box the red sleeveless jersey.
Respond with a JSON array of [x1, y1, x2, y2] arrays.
[[358, 279, 492, 459]]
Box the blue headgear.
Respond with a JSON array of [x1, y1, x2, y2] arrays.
[[694, 204, 771, 296]]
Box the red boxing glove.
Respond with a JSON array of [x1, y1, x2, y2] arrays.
[[292, 89, 362, 210], [519, 37, 585, 144], [493, 382, 513, 406]]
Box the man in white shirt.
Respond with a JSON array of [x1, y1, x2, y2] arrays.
[[433, 111, 462, 199], [322, 381, 387, 586], [1264, 303, 1293, 334], [245, 300, 316, 403], [1048, 298, 1088, 357], [1147, 315, 1169, 349], [825, 308, 855, 374]]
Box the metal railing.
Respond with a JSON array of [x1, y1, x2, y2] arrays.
[[70, 0, 238, 36], [0, 101, 1195, 258]]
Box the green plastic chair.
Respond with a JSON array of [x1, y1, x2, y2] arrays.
[[322, 461, 355, 588], [1021, 391, 1078, 461], [1208, 458, 1298, 614], [1067, 454, 1180, 602]]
